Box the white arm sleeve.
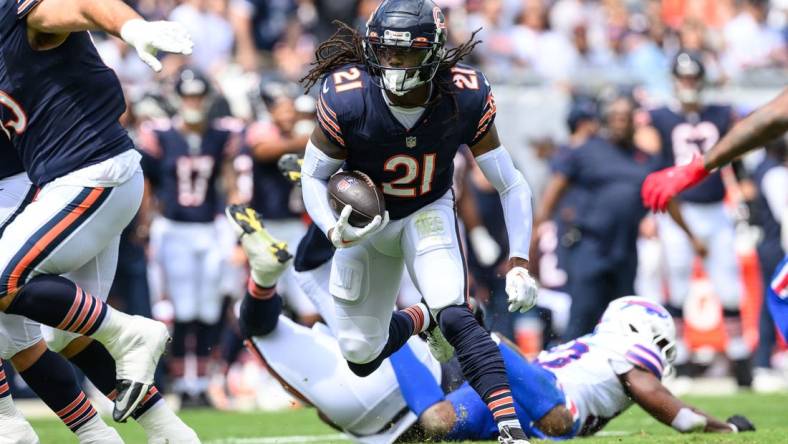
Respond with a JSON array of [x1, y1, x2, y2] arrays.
[[475, 145, 534, 260], [301, 141, 344, 235]]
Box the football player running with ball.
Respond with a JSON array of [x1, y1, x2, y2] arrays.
[[299, 1, 537, 442]]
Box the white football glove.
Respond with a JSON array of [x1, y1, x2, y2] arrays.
[[505, 266, 538, 313], [469, 226, 501, 267], [120, 19, 193, 72], [328, 205, 390, 249]]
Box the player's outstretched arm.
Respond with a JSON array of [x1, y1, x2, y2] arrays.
[[643, 88, 788, 212], [470, 125, 538, 313], [704, 87, 788, 170], [26, 0, 192, 71], [623, 367, 751, 433]]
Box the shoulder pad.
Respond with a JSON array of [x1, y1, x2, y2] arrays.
[[444, 65, 495, 146], [623, 341, 666, 380], [317, 64, 367, 147]]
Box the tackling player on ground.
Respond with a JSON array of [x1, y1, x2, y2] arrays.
[[227, 203, 755, 442], [642, 87, 788, 344], [299, 1, 538, 442]]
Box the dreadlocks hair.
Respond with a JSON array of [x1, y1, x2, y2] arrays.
[[300, 20, 482, 95]]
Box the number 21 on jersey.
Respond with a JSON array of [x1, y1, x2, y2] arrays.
[[383, 153, 436, 198]]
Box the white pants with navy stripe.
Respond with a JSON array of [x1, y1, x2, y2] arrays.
[[151, 217, 224, 323], [329, 191, 468, 365], [0, 151, 143, 358], [657, 201, 742, 310]]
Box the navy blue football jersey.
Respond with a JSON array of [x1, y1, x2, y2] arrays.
[[0, 0, 132, 186], [317, 64, 496, 219], [240, 121, 302, 220], [649, 105, 734, 203], [0, 134, 23, 179], [139, 118, 243, 223]]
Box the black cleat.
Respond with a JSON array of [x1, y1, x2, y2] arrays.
[[113, 380, 151, 423]]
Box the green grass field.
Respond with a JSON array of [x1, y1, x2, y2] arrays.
[[29, 393, 786, 443]]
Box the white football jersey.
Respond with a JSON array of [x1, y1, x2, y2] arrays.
[[536, 331, 668, 435]]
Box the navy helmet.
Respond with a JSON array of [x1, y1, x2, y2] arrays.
[[175, 67, 211, 98], [672, 51, 705, 105], [363, 0, 448, 95]]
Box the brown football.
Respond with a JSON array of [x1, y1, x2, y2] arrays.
[[327, 171, 386, 227]]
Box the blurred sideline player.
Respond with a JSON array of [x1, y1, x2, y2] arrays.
[[228, 204, 754, 442], [642, 87, 788, 361], [0, 147, 199, 441], [644, 51, 750, 384], [299, 2, 538, 441], [240, 81, 319, 325], [0, 0, 195, 422], [140, 67, 243, 407]]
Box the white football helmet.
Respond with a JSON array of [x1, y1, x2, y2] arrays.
[[596, 296, 677, 366]]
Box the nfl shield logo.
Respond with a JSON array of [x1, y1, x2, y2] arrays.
[[337, 179, 352, 192], [406, 136, 417, 148]]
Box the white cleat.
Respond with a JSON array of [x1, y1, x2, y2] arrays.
[[752, 367, 788, 393], [76, 424, 124, 444], [96, 313, 170, 422], [497, 425, 531, 444], [0, 411, 40, 444]]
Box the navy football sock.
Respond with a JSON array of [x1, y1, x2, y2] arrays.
[[19, 349, 98, 432], [389, 343, 444, 416], [6, 275, 106, 335], [347, 306, 425, 377], [437, 305, 518, 429], [69, 340, 162, 419]]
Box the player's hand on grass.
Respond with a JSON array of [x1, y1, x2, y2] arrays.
[[328, 205, 390, 249], [120, 19, 193, 72], [726, 415, 755, 432], [505, 263, 538, 313], [642, 154, 709, 212]]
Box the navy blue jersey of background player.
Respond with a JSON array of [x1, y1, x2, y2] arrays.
[[0, 0, 132, 186], [139, 118, 242, 223], [317, 63, 496, 219], [649, 105, 734, 203], [0, 135, 24, 180]]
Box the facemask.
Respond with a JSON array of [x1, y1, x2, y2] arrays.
[[381, 68, 424, 96], [676, 85, 700, 106]]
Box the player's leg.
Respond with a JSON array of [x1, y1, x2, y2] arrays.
[[194, 243, 225, 405], [0, 350, 40, 443], [656, 210, 696, 368], [0, 172, 168, 421], [158, 225, 199, 402], [330, 238, 432, 377], [703, 205, 750, 386], [45, 246, 198, 442], [10, 341, 122, 443], [402, 195, 526, 440]]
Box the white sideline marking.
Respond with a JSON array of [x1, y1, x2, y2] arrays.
[[205, 434, 349, 444]]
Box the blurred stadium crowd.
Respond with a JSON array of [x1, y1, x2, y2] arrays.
[[8, 0, 788, 411]]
